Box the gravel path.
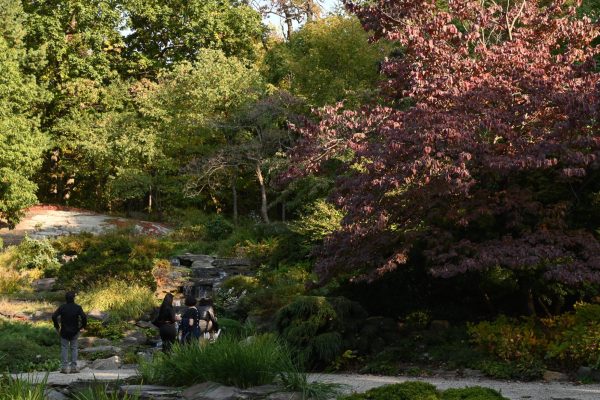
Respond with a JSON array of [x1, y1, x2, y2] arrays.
[[13, 369, 600, 399], [308, 373, 600, 400]]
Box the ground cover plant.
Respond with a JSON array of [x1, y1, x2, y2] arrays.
[[337, 382, 509, 400], [0, 320, 59, 373]]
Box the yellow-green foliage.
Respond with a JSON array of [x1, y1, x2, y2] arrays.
[[470, 303, 600, 369], [79, 280, 157, 321], [235, 238, 280, 266], [292, 200, 343, 244], [468, 316, 546, 362]]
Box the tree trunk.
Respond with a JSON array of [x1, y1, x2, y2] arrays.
[[256, 162, 270, 223], [284, 12, 294, 40], [282, 201, 286, 222], [148, 185, 153, 213], [526, 289, 536, 316], [232, 173, 238, 225]]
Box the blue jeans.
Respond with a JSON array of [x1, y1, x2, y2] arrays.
[[60, 334, 78, 369]]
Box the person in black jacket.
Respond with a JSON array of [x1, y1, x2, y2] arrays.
[[52, 291, 87, 374], [155, 293, 179, 353]]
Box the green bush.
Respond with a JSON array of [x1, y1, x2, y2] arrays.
[[339, 381, 439, 400], [478, 359, 544, 381], [205, 215, 234, 240], [84, 320, 129, 340], [13, 236, 61, 276], [79, 280, 157, 321], [338, 383, 509, 400], [140, 334, 292, 388], [0, 321, 60, 373], [275, 296, 367, 368], [441, 386, 508, 400], [54, 232, 170, 289]]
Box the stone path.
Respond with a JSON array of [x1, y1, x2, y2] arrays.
[[13, 370, 600, 399], [309, 373, 600, 400], [12, 369, 138, 385]]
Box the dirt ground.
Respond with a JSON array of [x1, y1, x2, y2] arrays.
[[0, 205, 170, 245]]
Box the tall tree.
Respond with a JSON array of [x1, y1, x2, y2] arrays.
[[266, 15, 387, 107], [291, 0, 600, 311], [0, 0, 47, 227], [124, 0, 264, 76]]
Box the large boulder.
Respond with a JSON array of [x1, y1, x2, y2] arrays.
[[120, 385, 182, 400], [80, 345, 121, 356], [88, 309, 110, 322], [182, 381, 242, 400], [91, 355, 122, 370]]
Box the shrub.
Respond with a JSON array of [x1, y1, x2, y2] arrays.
[[544, 302, 600, 367], [55, 232, 170, 289], [338, 383, 509, 400], [468, 316, 545, 363], [339, 381, 440, 400], [84, 320, 130, 340], [13, 236, 61, 276], [441, 386, 508, 400], [478, 359, 544, 381], [0, 321, 60, 373], [0, 267, 24, 294], [205, 215, 233, 240], [79, 280, 157, 321], [275, 296, 368, 368], [140, 334, 292, 388]]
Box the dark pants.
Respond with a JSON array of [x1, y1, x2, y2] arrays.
[[159, 323, 177, 353]]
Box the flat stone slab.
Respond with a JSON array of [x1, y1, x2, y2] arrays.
[[121, 385, 182, 399], [12, 368, 138, 386]]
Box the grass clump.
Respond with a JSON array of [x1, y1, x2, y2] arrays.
[[140, 334, 291, 388], [72, 383, 140, 400], [0, 320, 60, 373], [0, 375, 47, 400], [79, 280, 157, 321]]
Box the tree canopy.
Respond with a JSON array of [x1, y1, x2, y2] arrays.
[[290, 0, 600, 303]]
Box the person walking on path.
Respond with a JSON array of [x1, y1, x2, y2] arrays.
[[154, 293, 179, 353], [52, 291, 87, 374]]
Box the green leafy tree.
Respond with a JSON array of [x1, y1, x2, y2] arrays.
[[0, 0, 47, 227], [266, 15, 386, 106], [124, 0, 264, 76]]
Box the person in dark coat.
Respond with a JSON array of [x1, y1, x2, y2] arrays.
[[52, 291, 87, 374], [155, 293, 179, 353], [180, 295, 201, 344]]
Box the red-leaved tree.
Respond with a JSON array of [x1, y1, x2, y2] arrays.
[[289, 0, 600, 309]]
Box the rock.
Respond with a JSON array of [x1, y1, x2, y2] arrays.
[[240, 384, 280, 398], [31, 277, 56, 292], [543, 370, 569, 382], [266, 392, 303, 400], [30, 310, 54, 322], [461, 368, 484, 378], [45, 388, 69, 400], [429, 320, 450, 331], [91, 355, 122, 370], [577, 366, 592, 378], [192, 260, 216, 270], [136, 320, 155, 329], [178, 254, 215, 267], [88, 309, 109, 322], [182, 381, 242, 400], [120, 385, 181, 400], [78, 337, 111, 348], [122, 330, 148, 345], [213, 258, 251, 268], [80, 345, 121, 356]]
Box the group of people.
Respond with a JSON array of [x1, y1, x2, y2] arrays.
[[51, 291, 220, 374], [154, 292, 220, 353]]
